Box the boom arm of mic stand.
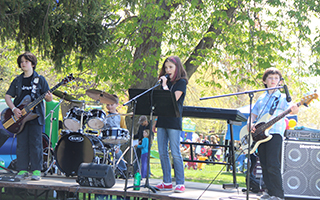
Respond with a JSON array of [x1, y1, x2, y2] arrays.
[[199, 86, 283, 101]]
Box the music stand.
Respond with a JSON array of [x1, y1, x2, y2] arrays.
[[124, 88, 179, 194]]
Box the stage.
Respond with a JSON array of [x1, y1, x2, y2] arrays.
[[0, 173, 267, 200]]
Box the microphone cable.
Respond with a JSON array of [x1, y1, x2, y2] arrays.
[[196, 148, 247, 200]]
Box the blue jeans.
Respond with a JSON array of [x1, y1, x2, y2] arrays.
[[140, 153, 148, 178], [157, 127, 184, 185]]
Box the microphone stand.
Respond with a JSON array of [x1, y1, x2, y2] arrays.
[[43, 99, 63, 176], [123, 82, 161, 196], [200, 86, 283, 200]]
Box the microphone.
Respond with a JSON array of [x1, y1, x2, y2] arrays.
[[283, 84, 292, 102], [157, 74, 170, 83]]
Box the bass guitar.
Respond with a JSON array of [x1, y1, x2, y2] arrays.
[[239, 93, 318, 154], [1, 74, 74, 134]]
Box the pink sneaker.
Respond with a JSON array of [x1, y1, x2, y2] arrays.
[[155, 182, 173, 191], [174, 185, 185, 193]]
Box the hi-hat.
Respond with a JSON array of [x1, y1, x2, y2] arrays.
[[86, 89, 117, 104], [53, 90, 81, 103]]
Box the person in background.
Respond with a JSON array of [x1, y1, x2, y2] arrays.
[[133, 115, 150, 174], [194, 137, 202, 155], [5, 52, 53, 180], [210, 135, 219, 162], [135, 129, 149, 178], [153, 56, 188, 193]]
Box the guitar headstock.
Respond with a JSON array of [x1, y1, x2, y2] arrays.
[[300, 92, 318, 107], [61, 74, 75, 85]]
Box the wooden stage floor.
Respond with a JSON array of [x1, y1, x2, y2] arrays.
[[0, 173, 310, 200], [0, 172, 267, 200]]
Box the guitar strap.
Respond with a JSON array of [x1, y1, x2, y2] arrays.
[[31, 77, 39, 101], [269, 95, 280, 115]]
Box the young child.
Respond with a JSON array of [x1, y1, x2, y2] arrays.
[[104, 94, 127, 174], [133, 115, 150, 175], [247, 67, 299, 200], [105, 94, 121, 128], [5, 52, 53, 180], [136, 129, 149, 178]]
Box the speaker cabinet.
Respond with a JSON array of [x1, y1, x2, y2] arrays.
[[282, 140, 320, 199], [77, 163, 115, 188]]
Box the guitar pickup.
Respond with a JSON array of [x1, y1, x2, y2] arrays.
[[11, 115, 17, 123]]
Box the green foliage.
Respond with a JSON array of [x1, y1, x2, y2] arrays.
[[1, 0, 320, 134], [0, 0, 115, 70]]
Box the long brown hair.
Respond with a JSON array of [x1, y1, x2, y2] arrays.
[[158, 56, 188, 84]]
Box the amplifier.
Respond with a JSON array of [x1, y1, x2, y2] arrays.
[[282, 140, 320, 199], [77, 163, 115, 188], [284, 130, 320, 140]]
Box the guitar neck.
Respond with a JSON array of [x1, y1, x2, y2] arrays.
[[26, 81, 63, 112], [260, 102, 301, 131]]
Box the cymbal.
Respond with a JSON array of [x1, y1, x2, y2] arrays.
[[53, 90, 80, 103], [86, 89, 117, 104]]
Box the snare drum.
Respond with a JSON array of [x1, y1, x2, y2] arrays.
[[86, 109, 107, 130], [63, 107, 88, 131], [101, 128, 130, 145], [55, 132, 106, 176]]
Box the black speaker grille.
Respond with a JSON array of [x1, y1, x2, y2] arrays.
[[310, 171, 320, 196], [282, 140, 320, 198], [283, 142, 308, 168], [283, 170, 307, 195], [310, 149, 320, 170]]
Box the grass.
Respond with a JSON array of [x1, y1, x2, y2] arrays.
[[150, 160, 247, 187]]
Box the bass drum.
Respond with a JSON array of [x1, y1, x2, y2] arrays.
[[54, 132, 105, 176]]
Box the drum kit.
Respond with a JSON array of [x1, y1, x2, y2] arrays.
[[44, 89, 132, 177]]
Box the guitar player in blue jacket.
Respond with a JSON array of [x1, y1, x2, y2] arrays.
[[247, 67, 299, 200]]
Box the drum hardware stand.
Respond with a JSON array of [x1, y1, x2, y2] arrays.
[[122, 99, 147, 195], [106, 144, 131, 179], [78, 100, 87, 134], [115, 142, 141, 179], [43, 99, 63, 176]]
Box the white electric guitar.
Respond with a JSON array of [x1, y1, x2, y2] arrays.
[[239, 93, 318, 154]]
